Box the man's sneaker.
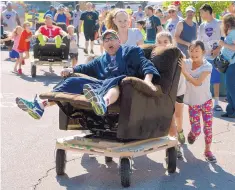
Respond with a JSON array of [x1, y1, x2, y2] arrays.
[[90, 49, 94, 54], [84, 49, 88, 54], [187, 132, 196, 144], [83, 84, 107, 116], [213, 105, 223, 111], [178, 129, 185, 144], [16, 96, 44, 119], [205, 151, 217, 163]]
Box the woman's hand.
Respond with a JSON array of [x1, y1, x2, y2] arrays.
[[144, 80, 158, 91], [25, 39, 30, 42], [219, 40, 225, 47]]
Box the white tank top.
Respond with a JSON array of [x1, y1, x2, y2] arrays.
[[2, 10, 17, 32]]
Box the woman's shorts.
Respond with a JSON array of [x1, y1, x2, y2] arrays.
[[176, 95, 184, 104], [69, 53, 78, 60], [10, 50, 19, 59]]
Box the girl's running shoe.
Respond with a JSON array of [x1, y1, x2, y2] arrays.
[[83, 84, 107, 116], [205, 151, 217, 163], [18, 69, 22, 75], [15, 95, 44, 119]]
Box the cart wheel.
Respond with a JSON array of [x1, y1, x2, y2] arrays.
[[105, 156, 113, 163], [56, 149, 66, 175], [120, 158, 131, 187], [166, 147, 177, 173], [31, 65, 36, 78]]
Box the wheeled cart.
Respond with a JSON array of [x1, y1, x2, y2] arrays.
[[55, 132, 177, 188]]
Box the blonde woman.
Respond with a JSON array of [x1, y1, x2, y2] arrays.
[[106, 9, 143, 46]]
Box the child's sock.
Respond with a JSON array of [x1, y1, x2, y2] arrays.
[[214, 97, 219, 106], [38, 99, 49, 109]]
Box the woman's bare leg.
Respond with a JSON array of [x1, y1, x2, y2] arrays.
[[175, 102, 184, 132], [168, 115, 177, 137]]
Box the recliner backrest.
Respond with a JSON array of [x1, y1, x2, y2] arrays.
[[142, 46, 182, 96]]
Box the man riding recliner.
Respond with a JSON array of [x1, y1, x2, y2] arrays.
[[33, 14, 69, 60]]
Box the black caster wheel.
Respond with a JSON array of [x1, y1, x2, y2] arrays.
[[105, 156, 113, 163], [56, 149, 66, 175], [166, 147, 177, 173], [31, 64, 36, 78], [120, 158, 131, 187]]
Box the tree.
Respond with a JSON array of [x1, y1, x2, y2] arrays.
[[115, 1, 125, 8], [163, 1, 231, 25]]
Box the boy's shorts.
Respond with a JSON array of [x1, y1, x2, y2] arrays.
[[69, 53, 78, 60], [207, 59, 220, 84], [10, 50, 19, 58]]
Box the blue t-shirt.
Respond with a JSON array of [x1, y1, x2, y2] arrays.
[[221, 29, 235, 65], [145, 15, 161, 41], [44, 10, 55, 19], [56, 13, 67, 24]]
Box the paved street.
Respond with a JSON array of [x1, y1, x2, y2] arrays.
[[1, 40, 235, 190]]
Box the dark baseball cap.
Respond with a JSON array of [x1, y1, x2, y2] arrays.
[[101, 30, 118, 41]]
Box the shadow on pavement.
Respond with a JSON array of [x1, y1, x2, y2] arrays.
[[213, 110, 235, 123], [56, 154, 166, 189], [170, 145, 235, 190], [19, 73, 62, 87]]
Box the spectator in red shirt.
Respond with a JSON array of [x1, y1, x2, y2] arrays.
[[34, 14, 67, 48]]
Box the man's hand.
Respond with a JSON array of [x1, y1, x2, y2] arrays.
[[61, 67, 73, 77], [144, 80, 158, 91]]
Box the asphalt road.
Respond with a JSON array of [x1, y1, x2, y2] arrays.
[[1, 41, 235, 190]]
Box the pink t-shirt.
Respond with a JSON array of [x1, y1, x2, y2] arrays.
[[12, 35, 20, 52]]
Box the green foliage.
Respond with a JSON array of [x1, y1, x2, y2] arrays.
[[163, 1, 231, 24]]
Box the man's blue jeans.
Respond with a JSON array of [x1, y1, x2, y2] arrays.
[[225, 64, 235, 115]]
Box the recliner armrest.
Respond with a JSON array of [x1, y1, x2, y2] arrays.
[[121, 77, 163, 97]]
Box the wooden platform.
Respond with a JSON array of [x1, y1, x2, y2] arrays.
[[56, 132, 177, 158]]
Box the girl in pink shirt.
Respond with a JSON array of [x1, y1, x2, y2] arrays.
[[1, 26, 23, 73]]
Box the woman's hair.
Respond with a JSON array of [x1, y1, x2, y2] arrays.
[[105, 9, 128, 31], [12, 26, 23, 36], [156, 31, 173, 44], [67, 25, 74, 30], [222, 13, 235, 36], [137, 20, 145, 26], [23, 21, 31, 28], [189, 40, 205, 51]]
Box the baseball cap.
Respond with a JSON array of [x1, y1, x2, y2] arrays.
[[45, 14, 52, 19], [186, 6, 196, 13], [49, 5, 54, 8], [167, 5, 177, 12], [101, 30, 118, 41], [6, 1, 12, 6]]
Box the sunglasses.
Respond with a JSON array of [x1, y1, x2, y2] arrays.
[[103, 35, 118, 42], [168, 10, 175, 14]]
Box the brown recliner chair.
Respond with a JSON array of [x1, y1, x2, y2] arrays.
[[39, 46, 183, 140]]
